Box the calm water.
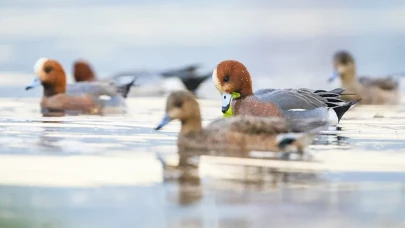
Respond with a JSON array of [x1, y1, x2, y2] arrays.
[[0, 93, 404, 227]]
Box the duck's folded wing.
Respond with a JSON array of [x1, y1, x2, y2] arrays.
[[359, 76, 399, 90], [254, 88, 329, 110], [207, 116, 289, 134], [208, 116, 328, 135], [66, 82, 117, 97]]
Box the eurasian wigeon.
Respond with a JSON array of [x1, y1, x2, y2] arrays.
[[26, 58, 135, 116], [73, 60, 210, 95], [73, 59, 139, 90], [212, 60, 360, 125], [329, 50, 400, 105], [155, 90, 328, 153]]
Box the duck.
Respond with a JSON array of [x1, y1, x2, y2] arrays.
[[329, 50, 400, 105], [155, 90, 329, 153], [74, 60, 209, 95], [25, 57, 135, 116], [73, 59, 139, 90], [212, 60, 360, 125]]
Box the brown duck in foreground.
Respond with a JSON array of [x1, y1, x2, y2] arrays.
[[155, 90, 329, 153]]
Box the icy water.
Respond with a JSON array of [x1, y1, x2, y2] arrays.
[[0, 94, 405, 228]]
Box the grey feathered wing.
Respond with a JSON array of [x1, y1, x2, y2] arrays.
[[66, 81, 118, 97], [66, 81, 127, 113], [252, 88, 356, 122], [254, 88, 329, 110]]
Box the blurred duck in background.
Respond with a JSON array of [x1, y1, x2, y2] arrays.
[[73, 60, 210, 95], [26, 58, 135, 116], [329, 50, 400, 105], [73, 59, 139, 88]]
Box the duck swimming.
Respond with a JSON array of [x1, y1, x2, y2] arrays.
[[74, 60, 210, 95], [155, 90, 328, 153], [73, 59, 138, 96], [212, 60, 359, 125], [329, 50, 400, 105], [26, 58, 135, 116]]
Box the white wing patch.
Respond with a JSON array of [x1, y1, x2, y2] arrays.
[[99, 95, 112, 100], [288, 109, 306, 111]]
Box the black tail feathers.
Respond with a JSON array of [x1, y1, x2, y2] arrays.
[[116, 77, 137, 98], [181, 73, 210, 93], [333, 99, 361, 122]]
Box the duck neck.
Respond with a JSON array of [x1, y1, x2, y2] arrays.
[[239, 73, 254, 97], [75, 72, 96, 82], [180, 114, 202, 135], [240, 87, 253, 97], [340, 65, 358, 87], [43, 83, 66, 97]]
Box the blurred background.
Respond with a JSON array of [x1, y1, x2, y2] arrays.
[[2, 0, 405, 97]]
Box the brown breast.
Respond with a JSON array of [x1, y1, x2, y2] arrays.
[[40, 94, 100, 115], [232, 96, 281, 117]]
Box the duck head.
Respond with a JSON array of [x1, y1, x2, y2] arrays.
[[212, 60, 253, 115], [329, 50, 356, 84], [155, 90, 202, 134], [26, 58, 67, 97], [73, 60, 96, 82]]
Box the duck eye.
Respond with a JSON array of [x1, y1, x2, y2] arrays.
[[175, 101, 183, 108], [44, 66, 53, 74], [223, 76, 229, 82]]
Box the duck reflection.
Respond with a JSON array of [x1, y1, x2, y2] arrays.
[[313, 127, 351, 146], [161, 148, 322, 206], [161, 149, 204, 206], [38, 120, 64, 150]]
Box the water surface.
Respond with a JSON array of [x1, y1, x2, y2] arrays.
[[0, 94, 404, 227]]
